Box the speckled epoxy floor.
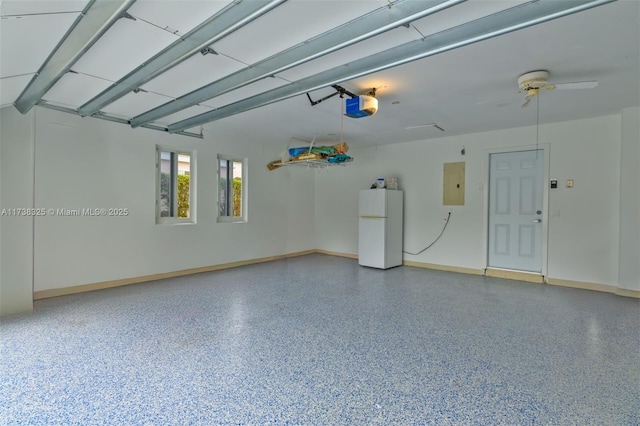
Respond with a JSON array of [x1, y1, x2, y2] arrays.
[[1, 254, 639, 425]]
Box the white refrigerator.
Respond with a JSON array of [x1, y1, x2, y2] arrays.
[[358, 189, 404, 269]]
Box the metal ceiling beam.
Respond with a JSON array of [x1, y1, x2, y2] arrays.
[[130, 0, 466, 128], [77, 0, 288, 117], [14, 0, 136, 114], [36, 101, 203, 139], [168, 0, 617, 134]]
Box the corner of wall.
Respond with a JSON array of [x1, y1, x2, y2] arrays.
[[618, 106, 640, 291], [0, 106, 35, 316], [0, 109, 2, 314]]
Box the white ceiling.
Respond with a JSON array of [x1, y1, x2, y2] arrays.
[[1, 0, 638, 148]]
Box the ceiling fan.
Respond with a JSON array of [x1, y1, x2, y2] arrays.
[[518, 70, 598, 107]]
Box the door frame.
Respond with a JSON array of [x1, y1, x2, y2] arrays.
[[483, 144, 550, 277]]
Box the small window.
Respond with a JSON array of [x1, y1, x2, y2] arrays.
[[218, 155, 246, 222], [157, 147, 195, 224]]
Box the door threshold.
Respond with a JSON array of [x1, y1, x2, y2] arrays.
[[484, 267, 544, 283]]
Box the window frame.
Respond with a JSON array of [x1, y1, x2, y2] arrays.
[[156, 146, 196, 225], [217, 155, 247, 223]]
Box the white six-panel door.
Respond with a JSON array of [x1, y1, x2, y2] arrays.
[[488, 150, 544, 272]]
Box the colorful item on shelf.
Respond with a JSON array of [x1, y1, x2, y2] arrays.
[[266, 160, 282, 170], [327, 153, 351, 163], [288, 141, 349, 158], [296, 152, 324, 161], [266, 141, 351, 170]]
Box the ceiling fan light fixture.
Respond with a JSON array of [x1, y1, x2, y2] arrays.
[[517, 69, 598, 108], [518, 70, 549, 90]]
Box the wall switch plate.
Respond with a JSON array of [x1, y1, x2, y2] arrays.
[[566, 179, 574, 188], [550, 179, 558, 189]]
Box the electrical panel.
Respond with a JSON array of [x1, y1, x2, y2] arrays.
[[443, 162, 465, 206]]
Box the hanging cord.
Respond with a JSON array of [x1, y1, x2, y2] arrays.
[[403, 212, 452, 256], [340, 92, 344, 143], [535, 91, 540, 156]]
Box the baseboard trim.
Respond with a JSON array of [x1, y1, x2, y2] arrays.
[[485, 268, 545, 283], [546, 277, 640, 298], [33, 251, 640, 300], [314, 249, 358, 259], [33, 250, 316, 300], [403, 260, 484, 276], [614, 288, 640, 298]]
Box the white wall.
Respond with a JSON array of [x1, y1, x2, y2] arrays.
[[315, 114, 631, 289], [619, 107, 640, 291], [544, 115, 621, 284], [31, 107, 315, 292], [1, 106, 636, 315], [0, 106, 35, 316]]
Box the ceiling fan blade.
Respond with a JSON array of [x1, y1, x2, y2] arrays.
[[521, 93, 533, 108], [553, 80, 598, 90]]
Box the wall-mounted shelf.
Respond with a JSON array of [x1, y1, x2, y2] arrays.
[[269, 136, 353, 170], [278, 156, 354, 169]]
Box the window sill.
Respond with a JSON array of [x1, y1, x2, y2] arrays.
[[217, 217, 247, 224], [156, 218, 196, 225]]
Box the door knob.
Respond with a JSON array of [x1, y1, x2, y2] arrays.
[[533, 219, 542, 223]]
